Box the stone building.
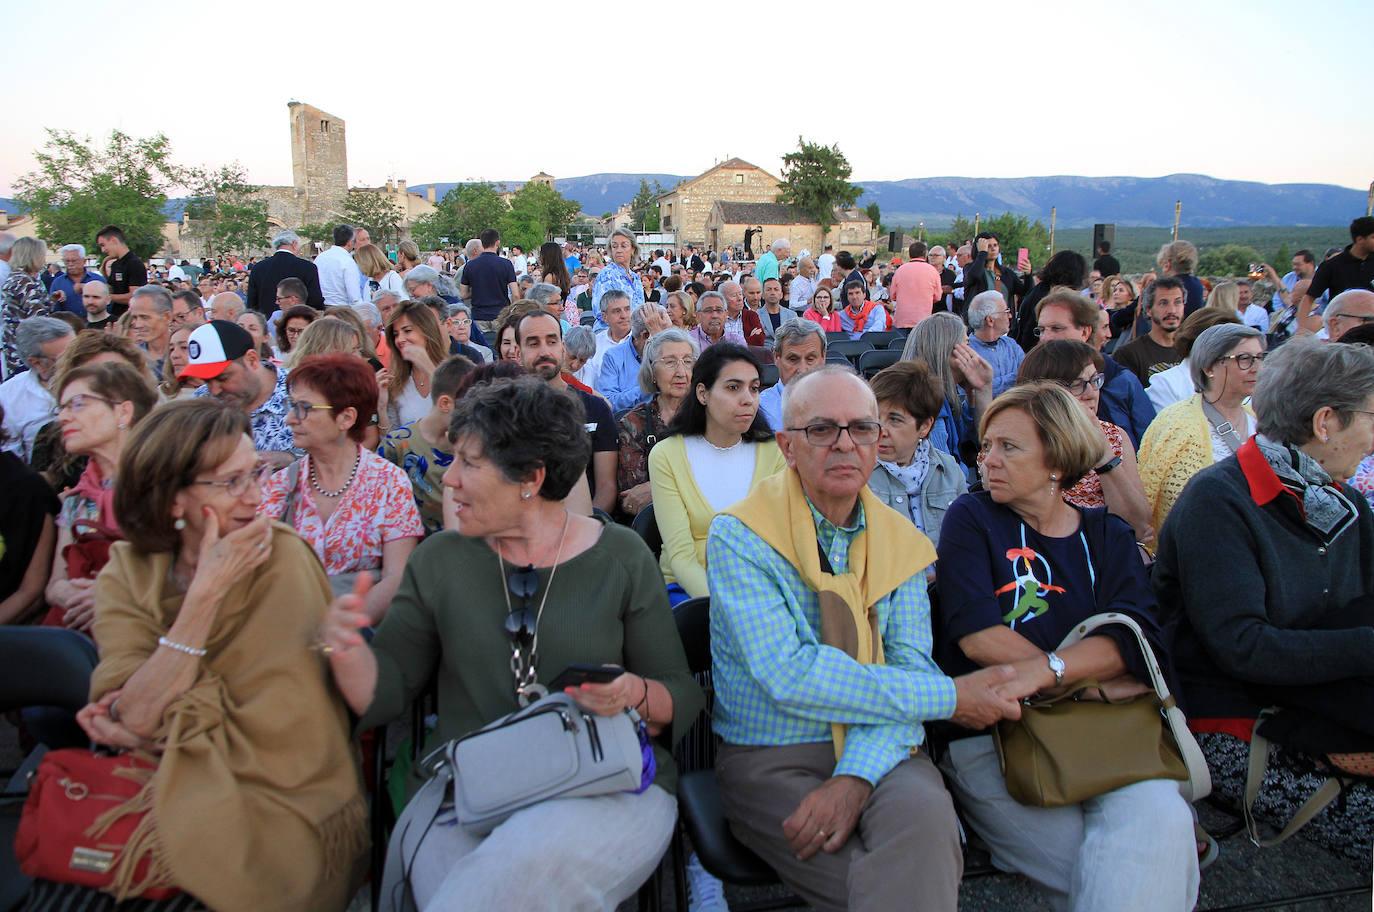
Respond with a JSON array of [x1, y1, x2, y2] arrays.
[[656, 158, 781, 247], [703, 202, 878, 258]]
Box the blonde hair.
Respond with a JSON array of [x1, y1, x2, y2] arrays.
[[1205, 281, 1240, 314], [980, 382, 1102, 488], [324, 306, 378, 360], [353, 243, 393, 280], [10, 237, 48, 275], [49, 329, 155, 395], [287, 316, 364, 369], [664, 290, 697, 328]]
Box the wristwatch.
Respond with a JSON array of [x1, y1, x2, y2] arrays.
[[1094, 455, 1122, 475], [1046, 652, 1066, 687]]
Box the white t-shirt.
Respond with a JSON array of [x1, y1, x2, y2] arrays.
[[510, 255, 529, 277], [394, 377, 430, 427], [816, 253, 835, 280], [683, 437, 757, 512], [0, 368, 55, 461]]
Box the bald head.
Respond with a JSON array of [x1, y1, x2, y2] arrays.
[[209, 292, 246, 322], [778, 366, 880, 515], [1326, 289, 1374, 341], [782, 366, 875, 428]]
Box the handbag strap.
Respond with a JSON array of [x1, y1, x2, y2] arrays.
[[1200, 398, 1245, 454], [279, 458, 303, 528], [1242, 708, 1347, 847], [1056, 613, 1171, 705]]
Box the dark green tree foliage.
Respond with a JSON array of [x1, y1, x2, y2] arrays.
[[16, 129, 179, 260], [183, 164, 270, 256], [500, 182, 582, 252], [865, 202, 881, 229], [936, 212, 1050, 268], [775, 138, 862, 235], [411, 183, 508, 249], [343, 191, 406, 246], [629, 180, 663, 231], [1196, 244, 1265, 277]]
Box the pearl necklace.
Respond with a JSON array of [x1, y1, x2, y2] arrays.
[[704, 436, 743, 453], [309, 447, 360, 498]]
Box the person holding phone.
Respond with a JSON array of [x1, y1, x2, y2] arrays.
[[962, 232, 1030, 323]]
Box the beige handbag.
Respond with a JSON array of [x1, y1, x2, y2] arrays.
[[993, 612, 1211, 808]]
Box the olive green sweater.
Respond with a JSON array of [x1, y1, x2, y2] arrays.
[[360, 522, 703, 795]]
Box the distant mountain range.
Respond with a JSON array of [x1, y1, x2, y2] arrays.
[[4, 172, 1363, 230]]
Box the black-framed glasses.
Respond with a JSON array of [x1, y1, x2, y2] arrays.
[[1059, 372, 1106, 396], [786, 421, 883, 446], [503, 565, 540, 641], [1329, 312, 1374, 325], [286, 398, 336, 420], [1217, 351, 1268, 370]]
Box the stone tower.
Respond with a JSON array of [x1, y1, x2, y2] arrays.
[[288, 101, 348, 225]]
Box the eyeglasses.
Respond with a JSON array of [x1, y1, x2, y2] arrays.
[[503, 565, 540, 641], [785, 421, 883, 446], [286, 398, 336, 420], [658, 357, 695, 372], [191, 463, 272, 498], [1033, 325, 1074, 337], [285, 326, 307, 339], [1059, 372, 1106, 395], [56, 394, 114, 415], [1329, 312, 1374, 325], [698, 306, 726, 315], [450, 318, 472, 327], [1217, 352, 1268, 370]]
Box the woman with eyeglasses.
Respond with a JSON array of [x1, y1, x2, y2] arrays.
[[275, 304, 318, 360], [50, 398, 367, 909], [1015, 340, 1154, 542], [1138, 323, 1266, 531], [590, 227, 645, 321], [617, 329, 699, 518], [43, 361, 157, 633], [650, 343, 786, 603], [260, 354, 422, 621], [446, 302, 492, 362], [802, 284, 842, 332], [319, 376, 703, 909]]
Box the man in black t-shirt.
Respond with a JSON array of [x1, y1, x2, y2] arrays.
[[1092, 240, 1121, 278], [516, 311, 618, 515], [1113, 276, 1185, 386], [1297, 216, 1374, 333], [95, 225, 147, 318], [459, 228, 519, 331]]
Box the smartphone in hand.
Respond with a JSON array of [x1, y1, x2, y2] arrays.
[[549, 663, 625, 692], [1016, 248, 1030, 272]]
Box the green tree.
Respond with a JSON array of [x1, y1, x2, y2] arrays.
[[296, 222, 334, 251], [935, 212, 1050, 268], [411, 182, 508, 249], [628, 179, 662, 232], [1270, 243, 1291, 271], [934, 215, 977, 251], [864, 202, 881, 229], [343, 191, 406, 246], [501, 182, 582, 252], [775, 137, 862, 235], [1196, 244, 1264, 277], [183, 164, 269, 257], [15, 128, 180, 260]]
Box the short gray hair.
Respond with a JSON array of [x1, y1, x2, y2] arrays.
[[1188, 323, 1263, 393], [271, 229, 300, 250], [966, 290, 1006, 331], [600, 288, 631, 311], [353, 302, 382, 328], [446, 301, 472, 320], [371, 288, 401, 307], [404, 265, 441, 289], [0, 232, 15, 256], [526, 282, 561, 307], [58, 243, 86, 260], [638, 328, 699, 395], [781, 364, 866, 426], [697, 290, 726, 312], [131, 284, 173, 313], [770, 237, 790, 253], [464, 239, 483, 258], [608, 227, 639, 259], [16, 316, 74, 362], [1253, 337, 1374, 445], [929, 245, 947, 258], [773, 318, 826, 355], [717, 280, 740, 299], [565, 325, 597, 362]]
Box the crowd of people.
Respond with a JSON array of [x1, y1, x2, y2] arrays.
[[0, 212, 1372, 912]]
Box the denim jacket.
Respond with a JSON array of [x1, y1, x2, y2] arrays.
[[867, 445, 968, 547]]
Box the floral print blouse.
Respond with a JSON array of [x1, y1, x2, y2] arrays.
[[617, 398, 670, 494], [3, 272, 53, 376], [591, 262, 644, 317], [1063, 420, 1127, 509]]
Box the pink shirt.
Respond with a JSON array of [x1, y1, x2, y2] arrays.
[[890, 260, 942, 328]]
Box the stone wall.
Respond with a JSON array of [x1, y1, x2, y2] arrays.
[[289, 102, 348, 224], [660, 163, 779, 247]]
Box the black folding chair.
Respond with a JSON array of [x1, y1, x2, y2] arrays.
[[857, 348, 903, 378], [825, 339, 874, 364], [759, 363, 779, 388], [860, 330, 902, 349], [632, 503, 662, 561]]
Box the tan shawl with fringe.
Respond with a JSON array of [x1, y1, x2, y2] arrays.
[[90, 523, 366, 911], [723, 468, 936, 758]]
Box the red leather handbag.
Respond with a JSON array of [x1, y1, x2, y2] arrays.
[[14, 749, 181, 899], [42, 521, 121, 628]]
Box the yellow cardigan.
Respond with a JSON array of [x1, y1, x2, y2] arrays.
[[648, 434, 787, 597], [1137, 393, 1254, 531]]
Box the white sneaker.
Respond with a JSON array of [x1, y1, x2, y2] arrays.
[[685, 851, 730, 912]]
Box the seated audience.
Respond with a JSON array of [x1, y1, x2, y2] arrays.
[[446, 302, 492, 362], [964, 290, 1024, 397], [649, 343, 785, 603], [803, 284, 841, 332], [320, 377, 702, 910], [1138, 323, 1265, 531], [1016, 340, 1154, 542], [596, 302, 672, 412], [868, 360, 968, 547], [837, 280, 887, 339], [1145, 308, 1242, 412], [616, 328, 698, 518], [902, 311, 993, 466], [1154, 337, 1374, 860], [0, 316, 74, 461], [43, 362, 158, 632], [758, 319, 827, 431], [564, 324, 597, 383], [260, 354, 423, 620], [0, 405, 58, 623], [664, 289, 696, 329], [936, 382, 1199, 911], [689, 291, 747, 351], [708, 366, 1030, 912], [186, 320, 297, 465], [380, 355, 475, 537], [275, 303, 319, 361], [157, 323, 203, 402], [61, 398, 366, 910]]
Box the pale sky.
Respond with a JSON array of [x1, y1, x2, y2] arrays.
[[2, 0, 1368, 196]]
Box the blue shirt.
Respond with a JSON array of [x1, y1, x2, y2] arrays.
[[590, 263, 645, 329], [1099, 356, 1156, 449], [47, 271, 106, 316], [838, 304, 885, 339], [967, 333, 1024, 397], [195, 366, 297, 454], [758, 380, 784, 431], [707, 501, 956, 786], [594, 336, 649, 412]]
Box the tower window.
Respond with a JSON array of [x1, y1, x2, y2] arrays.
[[735, 174, 744, 184], [321, 120, 330, 133]]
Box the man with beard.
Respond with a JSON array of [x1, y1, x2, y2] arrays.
[[517, 311, 618, 515], [1112, 277, 1186, 386], [185, 320, 298, 466]]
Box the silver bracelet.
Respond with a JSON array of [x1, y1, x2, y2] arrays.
[[158, 635, 207, 657]]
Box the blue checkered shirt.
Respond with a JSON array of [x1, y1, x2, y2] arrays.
[[707, 501, 957, 785]]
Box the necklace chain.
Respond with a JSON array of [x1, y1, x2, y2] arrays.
[[308, 447, 360, 498], [498, 511, 572, 706]]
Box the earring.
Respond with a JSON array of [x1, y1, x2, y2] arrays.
[[521, 490, 533, 501], [173, 518, 187, 530]]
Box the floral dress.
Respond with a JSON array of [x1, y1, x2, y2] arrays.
[[259, 447, 424, 575], [591, 262, 644, 316], [1350, 453, 1374, 513], [1062, 421, 1127, 509], [2, 272, 53, 376], [617, 398, 670, 494]]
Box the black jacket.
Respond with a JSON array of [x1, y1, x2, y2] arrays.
[[962, 251, 1029, 321], [246, 250, 325, 314]]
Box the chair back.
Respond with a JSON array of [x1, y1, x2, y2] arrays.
[[858, 348, 903, 378], [672, 597, 716, 774], [672, 597, 711, 675], [0, 627, 98, 716], [632, 503, 662, 560]]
